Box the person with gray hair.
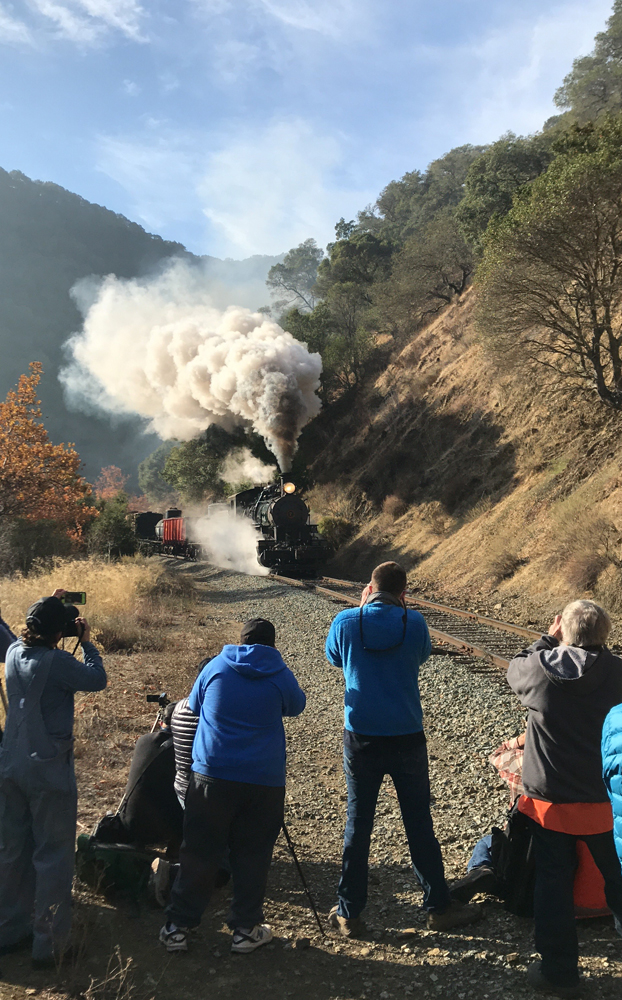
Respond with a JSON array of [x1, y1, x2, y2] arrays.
[[507, 600, 622, 998]]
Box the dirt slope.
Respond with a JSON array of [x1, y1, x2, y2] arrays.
[[310, 290, 622, 628]]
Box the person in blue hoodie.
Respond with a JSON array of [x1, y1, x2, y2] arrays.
[[160, 617, 306, 955], [325, 560, 481, 938]]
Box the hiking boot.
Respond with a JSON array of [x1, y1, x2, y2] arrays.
[[328, 905, 366, 939], [426, 900, 482, 931], [526, 962, 582, 998], [231, 924, 273, 954], [159, 922, 189, 953], [449, 866, 498, 903]]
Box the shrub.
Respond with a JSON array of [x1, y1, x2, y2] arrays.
[[488, 550, 524, 585], [87, 494, 136, 559], [317, 515, 355, 551], [0, 517, 74, 576], [383, 495, 408, 519]]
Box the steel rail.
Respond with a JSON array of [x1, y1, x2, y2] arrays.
[[272, 575, 511, 670], [320, 575, 541, 641]]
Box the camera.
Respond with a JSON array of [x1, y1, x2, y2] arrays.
[[146, 692, 170, 708], [61, 604, 85, 639]]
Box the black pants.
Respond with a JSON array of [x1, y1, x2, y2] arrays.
[[166, 773, 284, 931], [529, 820, 622, 986]]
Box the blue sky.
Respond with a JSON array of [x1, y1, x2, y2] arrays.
[[0, 0, 614, 258]]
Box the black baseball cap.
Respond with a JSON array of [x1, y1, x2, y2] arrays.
[[240, 618, 276, 647], [26, 597, 71, 635]]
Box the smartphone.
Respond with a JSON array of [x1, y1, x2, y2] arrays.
[[61, 592, 87, 605]]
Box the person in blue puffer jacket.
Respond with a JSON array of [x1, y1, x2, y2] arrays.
[[602, 702, 622, 887]]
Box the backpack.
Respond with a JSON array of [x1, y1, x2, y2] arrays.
[[75, 834, 155, 902], [490, 801, 536, 917]]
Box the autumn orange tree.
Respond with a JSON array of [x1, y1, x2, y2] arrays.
[[0, 363, 96, 536]]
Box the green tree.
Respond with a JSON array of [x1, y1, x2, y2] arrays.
[[477, 115, 622, 410], [456, 132, 554, 247], [315, 232, 393, 300], [162, 440, 225, 502], [266, 239, 324, 311], [555, 1, 622, 122], [358, 144, 486, 244], [87, 492, 137, 558], [138, 441, 176, 505], [382, 209, 473, 326]]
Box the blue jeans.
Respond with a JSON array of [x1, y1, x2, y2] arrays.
[[337, 730, 451, 919], [467, 834, 493, 871]]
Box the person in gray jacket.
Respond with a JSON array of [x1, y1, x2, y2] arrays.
[[0, 593, 106, 968], [507, 600, 622, 997]]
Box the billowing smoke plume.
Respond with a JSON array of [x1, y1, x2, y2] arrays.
[[222, 448, 276, 485], [61, 259, 322, 471]]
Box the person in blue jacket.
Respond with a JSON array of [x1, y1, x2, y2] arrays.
[[325, 560, 480, 937], [602, 702, 622, 905], [0, 592, 106, 968], [160, 617, 306, 955]]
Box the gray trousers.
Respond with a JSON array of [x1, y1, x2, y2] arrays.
[[0, 770, 77, 960]]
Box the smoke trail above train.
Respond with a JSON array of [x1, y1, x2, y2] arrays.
[[60, 258, 323, 471]]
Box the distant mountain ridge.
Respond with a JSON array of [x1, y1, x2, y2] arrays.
[[0, 167, 280, 482]]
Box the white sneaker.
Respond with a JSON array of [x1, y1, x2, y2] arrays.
[[159, 922, 189, 952], [231, 924, 273, 954]]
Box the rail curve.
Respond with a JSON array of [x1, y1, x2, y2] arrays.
[[273, 574, 542, 670]]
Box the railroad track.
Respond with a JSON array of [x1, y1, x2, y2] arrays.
[[273, 574, 542, 670]]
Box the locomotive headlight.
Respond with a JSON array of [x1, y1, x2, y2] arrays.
[[283, 482, 296, 494]]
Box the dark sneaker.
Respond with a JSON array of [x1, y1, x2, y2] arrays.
[[231, 924, 273, 954], [328, 905, 366, 939], [159, 922, 189, 953], [426, 900, 482, 931], [526, 962, 582, 998], [449, 866, 498, 903]]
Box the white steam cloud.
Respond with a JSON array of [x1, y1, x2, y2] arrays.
[[193, 509, 269, 576], [61, 259, 322, 471], [222, 448, 275, 485]]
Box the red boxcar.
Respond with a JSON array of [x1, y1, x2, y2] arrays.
[[162, 516, 186, 544]]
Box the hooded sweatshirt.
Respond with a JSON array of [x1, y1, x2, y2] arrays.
[[188, 643, 306, 787], [325, 596, 432, 736], [507, 635, 622, 803]]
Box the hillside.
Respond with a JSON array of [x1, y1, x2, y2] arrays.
[[0, 168, 280, 481], [306, 289, 622, 626]]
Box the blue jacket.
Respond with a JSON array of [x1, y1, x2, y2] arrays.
[[325, 601, 432, 736], [189, 643, 306, 787], [602, 702, 622, 869], [4, 639, 107, 739]]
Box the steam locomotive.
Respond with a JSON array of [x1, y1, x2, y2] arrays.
[[228, 479, 331, 576], [131, 479, 330, 577]]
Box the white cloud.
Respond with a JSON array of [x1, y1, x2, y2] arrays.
[[94, 117, 373, 256], [198, 117, 372, 256], [414, 1, 614, 145], [122, 77, 140, 95], [0, 4, 32, 44], [257, 0, 359, 39], [4, 0, 147, 46]]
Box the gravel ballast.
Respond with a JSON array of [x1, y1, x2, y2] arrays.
[[162, 564, 622, 1000]]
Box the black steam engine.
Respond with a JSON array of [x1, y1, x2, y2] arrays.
[[229, 479, 331, 577]]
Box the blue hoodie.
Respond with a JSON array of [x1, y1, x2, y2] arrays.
[[326, 601, 432, 736], [189, 643, 306, 787]]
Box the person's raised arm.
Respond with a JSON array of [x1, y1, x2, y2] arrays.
[[281, 670, 306, 718], [56, 619, 107, 693]]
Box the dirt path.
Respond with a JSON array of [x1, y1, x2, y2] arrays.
[[1, 562, 621, 1000]]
